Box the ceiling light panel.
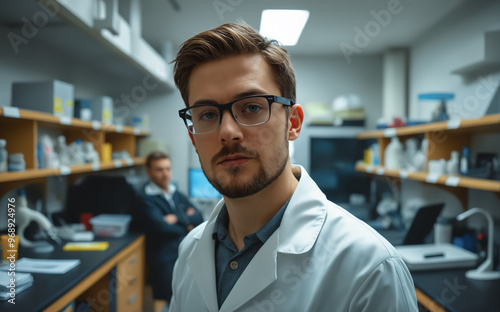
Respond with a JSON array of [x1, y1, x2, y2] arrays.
[[259, 9, 310, 46]]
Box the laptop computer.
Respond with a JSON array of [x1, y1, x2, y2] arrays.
[[377, 203, 445, 246]]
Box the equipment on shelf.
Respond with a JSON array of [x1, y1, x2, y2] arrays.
[[418, 92, 454, 122]]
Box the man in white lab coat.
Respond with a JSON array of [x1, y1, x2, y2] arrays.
[[170, 22, 418, 311]]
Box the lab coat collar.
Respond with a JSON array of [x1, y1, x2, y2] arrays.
[[276, 165, 327, 254], [189, 199, 279, 312], [188, 199, 221, 312], [188, 165, 327, 311], [221, 230, 278, 311]]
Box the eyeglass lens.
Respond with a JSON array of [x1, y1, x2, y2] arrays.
[[186, 97, 271, 134]]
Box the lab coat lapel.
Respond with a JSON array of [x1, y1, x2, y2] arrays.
[[277, 165, 327, 254], [187, 219, 219, 312], [220, 230, 279, 312]]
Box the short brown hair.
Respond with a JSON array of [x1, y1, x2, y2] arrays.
[[172, 22, 296, 106], [146, 151, 170, 169]]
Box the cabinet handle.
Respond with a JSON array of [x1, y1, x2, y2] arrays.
[[129, 277, 137, 285], [128, 293, 137, 305], [128, 255, 137, 265]]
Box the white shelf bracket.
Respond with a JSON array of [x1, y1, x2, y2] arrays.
[[94, 0, 120, 35]]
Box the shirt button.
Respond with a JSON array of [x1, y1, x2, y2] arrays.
[[230, 261, 239, 270]]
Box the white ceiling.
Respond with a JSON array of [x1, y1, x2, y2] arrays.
[[141, 0, 470, 56]]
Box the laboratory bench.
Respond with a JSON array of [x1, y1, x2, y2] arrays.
[[343, 203, 500, 312], [412, 267, 500, 312], [0, 233, 144, 312]]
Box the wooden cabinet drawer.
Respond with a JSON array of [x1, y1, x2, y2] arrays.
[[116, 242, 144, 312], [117, 282, 141, 312], [117, 248, 143, 290]]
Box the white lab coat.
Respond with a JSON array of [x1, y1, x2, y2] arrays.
[[170, 166, 418, 312]]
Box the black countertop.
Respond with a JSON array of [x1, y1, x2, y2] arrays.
[[343, 204, 500, 312], [0, 232, 142, 312], [412, 268, 500, 312]]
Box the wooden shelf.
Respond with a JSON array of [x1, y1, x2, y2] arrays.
[[355, 164, 500, 192], [0, 158, 145, 184], [357, 114, 500, 139], [0, 105, 147, 196], [0, 107, 149, 136], [415, 288, 447, 312]]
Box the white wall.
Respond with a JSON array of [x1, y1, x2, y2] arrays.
[[292, 54, 383, 130], [409, 0, 500, 121], [130, 91, 193, 193], [405, 0, 500, 225]]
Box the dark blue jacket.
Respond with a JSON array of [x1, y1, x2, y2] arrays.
[[134, 182, 204, 301]]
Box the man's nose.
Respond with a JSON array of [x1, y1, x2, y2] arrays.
[[218, 110, 243, 143]]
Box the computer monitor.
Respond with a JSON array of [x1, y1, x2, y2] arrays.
[[188, 168, 221, 199]]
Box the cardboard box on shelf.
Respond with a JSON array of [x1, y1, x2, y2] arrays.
[[91, 96, 113, 124], [11, 80, 74, 118]]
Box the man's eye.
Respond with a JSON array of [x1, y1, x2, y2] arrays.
[[200, 111, 218, 120], [244, 104, 262, 113]]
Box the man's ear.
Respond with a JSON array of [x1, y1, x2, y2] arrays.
[[288, 104, 304, 141], [188, 132, 198, 153]]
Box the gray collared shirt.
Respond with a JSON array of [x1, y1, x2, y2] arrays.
[[212, 199, 290, 308]]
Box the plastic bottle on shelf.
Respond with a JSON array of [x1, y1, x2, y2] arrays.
[[57, 135, 70, 166], [447, 151, 460, 176], [439, 158, 447, 174], [8, 153, 25, 172], [460, 147, 469, 175], [0, 139, 7, 173], [403, 138, 418, 171], [384, 137, 403, 170], [69, 138, 85, 165], [370, 143, 379, 165], [40, 135, 59, 169], [132, 116, 142, 129], [363, 148, 371, 165], [82, 142, 100, 165]]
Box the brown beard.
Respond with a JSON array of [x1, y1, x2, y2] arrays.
[[202, 141, 288, 199]]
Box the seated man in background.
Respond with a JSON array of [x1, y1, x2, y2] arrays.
[[135, 151, 204, 310]]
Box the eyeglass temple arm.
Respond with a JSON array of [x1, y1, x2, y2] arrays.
[[275, 96, 294, 106]]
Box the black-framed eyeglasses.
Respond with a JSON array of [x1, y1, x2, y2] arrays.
[[178, 95, 294, 134]]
